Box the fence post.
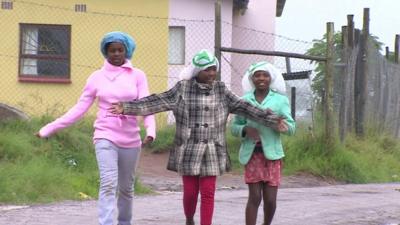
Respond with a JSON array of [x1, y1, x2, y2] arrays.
[[346, 15, 355, 132], [354, 8, 369, 137], [394, 35, 400, 137], [395, 34, 400, 63], [385, 46, 390, 59], [381, 46, 390, 127], [325, 22, 335, 148], [347, 15, 354, 48], [285, 57, 292, 74], [339, 26, 348, 142], [291, 87, 296, 120], [214, 0, 222, 81]]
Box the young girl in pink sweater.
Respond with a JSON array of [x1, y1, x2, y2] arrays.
[[36, 31, 155, 225]]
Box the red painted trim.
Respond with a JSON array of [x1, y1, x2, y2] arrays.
[[19, 76, 71, 84]]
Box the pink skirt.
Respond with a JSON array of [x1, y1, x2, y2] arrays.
[[244, 152, 282, 186]]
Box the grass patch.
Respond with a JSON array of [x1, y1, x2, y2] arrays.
[[144, 123, 400, 184], [141, 125, 175, 153], [1, 117, 399, 204], [282, 126, 400, 183], [0, 117, 151, 204]]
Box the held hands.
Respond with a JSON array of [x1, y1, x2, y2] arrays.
[[275, 118, 289, 133], [244, 127, 261, 143], [265, 108, 288, 133], [108, 102, 124, 114]]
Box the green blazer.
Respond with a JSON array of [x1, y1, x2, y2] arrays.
[[230, 90, 295, 165]]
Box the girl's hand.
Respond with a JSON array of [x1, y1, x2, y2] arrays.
[[275, 119, 288, 133], [34, 132, 42, 138], [108, 102, 124, 114], [244, 127, 261, 143], [34, 132, 48, 139], [142, 136, 154, 147]]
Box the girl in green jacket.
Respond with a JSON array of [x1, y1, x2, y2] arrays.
[[231, 61, 295, 225]]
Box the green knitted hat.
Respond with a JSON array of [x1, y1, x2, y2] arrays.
[[192, 49, 218, 70], [179, 49, 219, 80]]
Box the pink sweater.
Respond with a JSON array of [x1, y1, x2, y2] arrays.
[[39, 60, 156, 148]]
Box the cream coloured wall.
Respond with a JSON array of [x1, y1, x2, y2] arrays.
[[0, 0, 168, 118]]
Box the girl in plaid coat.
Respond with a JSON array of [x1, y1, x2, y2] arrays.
[[109, 50, 286, 225]]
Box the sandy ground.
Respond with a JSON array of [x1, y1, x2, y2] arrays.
[[0, 184, 399, 225], [1, 151, 399, 225], [136, 151, 340, 192]]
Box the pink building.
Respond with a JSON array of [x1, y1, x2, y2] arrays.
[[168, 0, 286, 93]]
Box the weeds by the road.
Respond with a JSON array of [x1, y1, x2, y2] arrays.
[[1, 117, 399, 204], [0, 116, 151, 204]]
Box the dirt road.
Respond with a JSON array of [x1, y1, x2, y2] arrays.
[[0, 183, 399, 225], [1, 152, 399, 225]]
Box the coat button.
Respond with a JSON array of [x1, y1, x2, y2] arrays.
[[204, 106, 209, 111], [195, 123, 199, 128], [196, 106, 200, 110], [194, 139, 199, 144], [202, 139, 208, 144], [205, 92, 210, 96], [203, 123, 208, 128]]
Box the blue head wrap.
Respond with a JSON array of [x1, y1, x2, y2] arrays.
[[100, 31, 136, 59]]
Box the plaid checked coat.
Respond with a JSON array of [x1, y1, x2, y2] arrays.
[[122, 79, 279, 176]]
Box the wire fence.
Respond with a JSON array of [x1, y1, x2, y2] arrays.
[[366, 40, 400, 137], [334, 37, 400, 139], [11, 1, 400, 140], [219, 22, 316, 127], [0, 1, 318, 132]]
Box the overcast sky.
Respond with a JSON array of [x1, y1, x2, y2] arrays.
[[276, 0, 400, 51]]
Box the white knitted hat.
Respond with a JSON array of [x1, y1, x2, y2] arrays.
[[241, 61, 286, 94]]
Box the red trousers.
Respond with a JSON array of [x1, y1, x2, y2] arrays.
[[182, 175, 217, 225]]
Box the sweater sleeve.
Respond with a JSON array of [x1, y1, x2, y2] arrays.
[[224, 86, 280, 128], [122, 81, 181, 116], [230, 95, 248, 138], [230, 114, 247, 141], [39, 77, 96, 137], [136, 71, 156, 139]]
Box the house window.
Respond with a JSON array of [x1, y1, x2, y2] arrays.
[[168, 26, 185, 65], [19, 24, 71, 83], [1, 0, 13, 10], [74, 4, 87, 12]]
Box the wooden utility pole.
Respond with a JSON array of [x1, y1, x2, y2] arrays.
[[325, 22, 335, 148], [214, 0, 222, 80], [354, 8, 369, 137]]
